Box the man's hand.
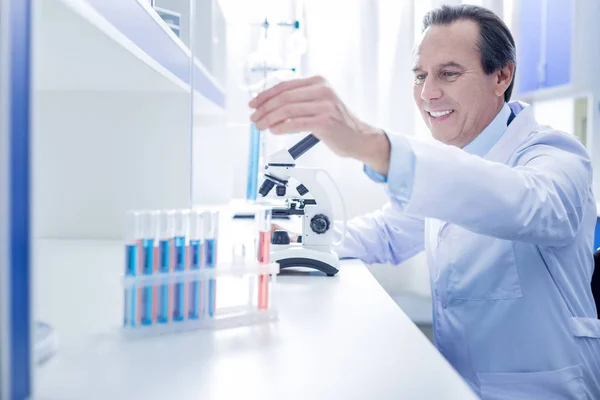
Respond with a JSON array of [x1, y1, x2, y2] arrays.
[[271, 223, 299, 243], [249, 76, 391, 176]]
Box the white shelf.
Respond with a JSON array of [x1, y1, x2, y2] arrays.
[[34, 0, 225, 117]]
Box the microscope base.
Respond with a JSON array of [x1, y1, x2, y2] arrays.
[[271, 246, 340, 276]]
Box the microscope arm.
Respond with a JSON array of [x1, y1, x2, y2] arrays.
[[259, 133, 320, 196]]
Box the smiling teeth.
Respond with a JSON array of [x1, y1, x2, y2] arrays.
[[430, 110, 453, 117]]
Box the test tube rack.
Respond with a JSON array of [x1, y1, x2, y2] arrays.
[[121, 261, 279, 339], [122, 208, 279, 339]]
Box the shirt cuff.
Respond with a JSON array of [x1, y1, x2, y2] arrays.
[[384, 133, 417, 207], [363, 164, 388, 183], [361, 132, 416, 206]]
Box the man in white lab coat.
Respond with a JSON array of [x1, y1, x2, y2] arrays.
[[249, 4, 600, 400]]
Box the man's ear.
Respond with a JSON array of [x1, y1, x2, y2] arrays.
[[495, 62, 514, 98]]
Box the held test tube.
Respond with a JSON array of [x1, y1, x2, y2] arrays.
[[158, 210, 175, 323], [188, 210, 204, 319], [124, 211, 143, 327], [256, 207, 272, 310], [204, 211, 219, 318], [140, 210, 159, 325], [173, 210, 188, 321]]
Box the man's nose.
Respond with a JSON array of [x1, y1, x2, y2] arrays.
[[420, 78, 443, 102]]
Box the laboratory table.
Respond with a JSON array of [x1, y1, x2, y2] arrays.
[[34, 225, 477, 399]]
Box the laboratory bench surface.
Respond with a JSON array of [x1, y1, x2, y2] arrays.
[[33, 234, 477, 400]]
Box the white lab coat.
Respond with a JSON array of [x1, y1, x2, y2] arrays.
[[337, 102, 600, 399]]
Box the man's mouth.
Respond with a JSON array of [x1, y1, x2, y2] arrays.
[[427, 109, 454, 118], [427, 109, 455, 122]]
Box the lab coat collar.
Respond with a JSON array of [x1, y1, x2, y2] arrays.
[[484, 101, 537, 164]]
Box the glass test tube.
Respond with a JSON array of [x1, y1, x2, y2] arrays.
[[246, 124, 261, 202], [140, 210, 159, 325], [157, 210, 175, 323], [256, 206, 272, 310], [204, 210, 219, 318], [173, 209, 188, 321], [231, 242, 246, 264], [124, 211, 143, 327], [188, 210, 204, 319]]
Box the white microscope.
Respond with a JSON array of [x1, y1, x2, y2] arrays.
[[258, 134, 347, 276]]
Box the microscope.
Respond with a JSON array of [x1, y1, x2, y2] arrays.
[[258, 134, 346, 276]]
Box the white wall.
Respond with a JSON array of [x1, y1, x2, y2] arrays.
[[531, 98, 576, 134], [297, 0, 389, 219], [33, 91, 191, 239]]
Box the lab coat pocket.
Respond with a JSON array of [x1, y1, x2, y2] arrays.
[[447, 230, 522, 301], [477, 365, 585, 400], [569, 317, 600, 339]]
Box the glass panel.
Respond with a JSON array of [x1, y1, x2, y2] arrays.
[[190, 0, 229, 207], [31, 0, 193, 396]]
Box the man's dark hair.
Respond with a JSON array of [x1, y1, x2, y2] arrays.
[[422, 5, 516, 102]]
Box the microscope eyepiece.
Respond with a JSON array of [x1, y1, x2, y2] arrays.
[[288, 134, 320, 160]]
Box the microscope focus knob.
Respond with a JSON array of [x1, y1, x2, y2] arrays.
[[310, 214, 330, 234], [272, 230, 290, 245]]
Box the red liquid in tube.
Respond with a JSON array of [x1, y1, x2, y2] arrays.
[[257, 230, 271, 309]]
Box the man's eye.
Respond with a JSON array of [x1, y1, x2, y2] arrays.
[[441, 71, 458, 79], [414, 74, 426, 85]]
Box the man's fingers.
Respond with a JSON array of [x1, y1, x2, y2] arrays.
[[250, 84, 329, 124], [271, 223, 284, 232], [270, 224, 300, 242], [269, 116, 325, 135], [249, 75, 325, 109], [254, 101, 331, 131]]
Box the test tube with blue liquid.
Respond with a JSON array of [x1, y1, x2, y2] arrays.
[[204, 210, 219, 318], [246, 124, 261, 201], [140, 210, 159, 325], [157, 210, 175, 324], [124, 211, 143, 327], [172, 210, 188, 321], [188, 210, 203, 319]]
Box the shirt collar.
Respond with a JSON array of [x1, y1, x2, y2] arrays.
[[463, 102, 512, 157]]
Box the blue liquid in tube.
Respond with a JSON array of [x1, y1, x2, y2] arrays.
[[124, 243, 138, 327], [246, 124, 261, 201], [157, 239, 171, 323], [188, 239, 202, 319], [205, 238, 217, 317], [173, 236, 186, 321], [141, 238, 154, 325]]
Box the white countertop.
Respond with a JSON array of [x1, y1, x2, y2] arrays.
[[33, 230, 476, 399]]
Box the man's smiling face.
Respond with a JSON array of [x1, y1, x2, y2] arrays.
[[412, 20, 506, 147]]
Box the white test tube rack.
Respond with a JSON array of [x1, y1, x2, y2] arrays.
[[121, 260, 279, 339]]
